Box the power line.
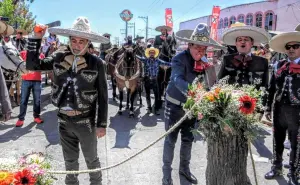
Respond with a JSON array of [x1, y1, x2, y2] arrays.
[[173, 0, 202, 23], [291, 4, 300, 22], [147, 0, 160, 14]]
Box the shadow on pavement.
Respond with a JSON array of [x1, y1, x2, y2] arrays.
[[36, 109, 59, 147], [251, 126, 272, 158], [0, 122, 36, 142]]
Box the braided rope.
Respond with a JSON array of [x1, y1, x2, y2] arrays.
[[47, 104, 196, 175]]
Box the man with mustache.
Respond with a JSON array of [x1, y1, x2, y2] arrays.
[[264, 30, 300, 185], [26, 17, 109, 185], [162, 23, 223, 185]]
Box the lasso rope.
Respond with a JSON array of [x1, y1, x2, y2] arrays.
[[47, 103, 259, 185], [47, 104, 196, 174]]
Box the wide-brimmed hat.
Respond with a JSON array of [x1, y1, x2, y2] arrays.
[[103, 33, 111, 37], [0, 21, 14, 36], [133, 35, 144, 41], [175, 23, 224, 49], [145, 47, 159, 58], [222, 22, 271, 46], [155, 25, 172, 32], [269, 31, 300, 53], [48, 17, 109, 43], [16, 28, 28, 35], [295, 24, 300, 31]]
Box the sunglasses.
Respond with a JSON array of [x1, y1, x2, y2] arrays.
[[17, 32, 22, 35], [285, 44, 300, 50], [105, 36, 110, 38]]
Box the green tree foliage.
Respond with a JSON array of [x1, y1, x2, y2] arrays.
[[0, 0, 36, 32]]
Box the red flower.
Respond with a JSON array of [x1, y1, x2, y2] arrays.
[[188, 90, 195, 98], [14, 169, 36, 185], [239, 95, 257, 115]]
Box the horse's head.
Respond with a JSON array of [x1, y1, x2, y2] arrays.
[[122, 46, 136, 78]]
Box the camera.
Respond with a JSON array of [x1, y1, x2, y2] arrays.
[[0, 17, 9, 22]]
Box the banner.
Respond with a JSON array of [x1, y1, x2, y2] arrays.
[[165, 8, 173, 34], [208, 6, 221, 57], [210, 6, 221, 41]]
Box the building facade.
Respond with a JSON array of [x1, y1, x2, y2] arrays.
[[179, 0, 300, 43]]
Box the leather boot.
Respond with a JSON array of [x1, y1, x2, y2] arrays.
[[265, 165, 282, 179]]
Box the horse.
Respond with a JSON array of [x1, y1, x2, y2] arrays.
[[105, 46, 121, 101], [0, 39, 28, 106], [114, 46, 141, 117]]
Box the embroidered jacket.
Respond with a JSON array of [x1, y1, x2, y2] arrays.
[[266, 60, 300, 111], [26, 38, 108, 128], [136, 56, 171, 78]]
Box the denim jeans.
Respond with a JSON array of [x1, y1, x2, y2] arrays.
[[162, 100, 196, 179], [18, 80, 41, 120]]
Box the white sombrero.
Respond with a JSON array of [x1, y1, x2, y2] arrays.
[[222, 22, 271, 46], [269, 31, 300, 53], [155, 25, 172, 32], [295, 24, 300, 31], [175, 23, 225, 49], [48, 17, 109, 43], [0, 21, 14, 36]]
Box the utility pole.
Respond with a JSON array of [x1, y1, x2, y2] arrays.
[[128, 22, 135, 39], [138, 16, 148, 41]]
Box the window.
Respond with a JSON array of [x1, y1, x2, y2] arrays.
[[246, 14, 253, 26], [218, 19, 223, 29], [238, 15, 244, 23], [255, 13, 263, 28], [224, 17, 229, 28], [265, 12, 273, 30], [230, 16, 236, 26]]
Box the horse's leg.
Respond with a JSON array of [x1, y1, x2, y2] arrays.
[[126, 88, 130, 109], [9, 82, 17, 107], [139, 82, 142, 106], [45, 72, 48, 85], [16, 79, 22, 105], [112, 77, 117, 100], [49, 72, 54, 85], [129, 89, 137, 118], [118, 89, 123, 115]]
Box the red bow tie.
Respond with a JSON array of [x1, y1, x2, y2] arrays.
[[289, 62, 300, 74], [233, 54, 252, 67], [194, 61, 211, 73]]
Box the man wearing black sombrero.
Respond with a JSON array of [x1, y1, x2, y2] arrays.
[[133, 35, 145, 56], [99, 33, 112, 60], [264, 30, 300, 185], [26, 17, 109, 185], [162, 23, 223, 185], [13, 28, 28, 52]]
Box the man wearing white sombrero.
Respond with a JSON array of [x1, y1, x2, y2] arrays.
[[264, 30, 300, 185], [162, 23, 223, 185], [219, 22, 270, 89], [26, 17, 109, 185], [136, 47, 171, 115]]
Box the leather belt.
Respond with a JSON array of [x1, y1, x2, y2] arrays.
[[59, 110, 89, 117], [165, 94, 184, 106]]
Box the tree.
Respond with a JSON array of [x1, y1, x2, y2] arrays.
[[0, 0, 36, 32]]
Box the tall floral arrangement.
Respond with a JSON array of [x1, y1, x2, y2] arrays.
[[184, 77, 264, 140]]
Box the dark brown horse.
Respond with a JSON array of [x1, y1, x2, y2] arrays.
[[114, 47, 141, 117]]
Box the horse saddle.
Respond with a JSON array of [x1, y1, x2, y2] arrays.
[[60, 55, 87, 71]]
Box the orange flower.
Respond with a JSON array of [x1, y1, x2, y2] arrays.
[[214, 87, 221, 95], [206, 92, 215, 102], [0, 171, 14, 185], [197, 83, 203, 90]]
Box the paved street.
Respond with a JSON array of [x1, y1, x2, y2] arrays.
[[0, 79, 291, 185]]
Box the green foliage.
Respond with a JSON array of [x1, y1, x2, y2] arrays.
[[0, 0, 36, 32]]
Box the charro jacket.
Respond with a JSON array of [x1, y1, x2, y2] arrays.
[[218, 53, 269, 89], [26, 38, 108, 128], [266, 60, 300, 112]]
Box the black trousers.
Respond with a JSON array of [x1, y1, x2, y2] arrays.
[[144, 77, 160, 111], [272, 103, 300, 173], [59, 118, 102, 185], [157, 67, 171, 99]]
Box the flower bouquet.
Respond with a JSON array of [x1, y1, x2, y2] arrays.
[[184, 77, 264, 185], [0, 152, 56, 185]]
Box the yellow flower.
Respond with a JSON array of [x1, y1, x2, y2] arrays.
[[206, 93, 215, 102], [0, 171, 14, 185]]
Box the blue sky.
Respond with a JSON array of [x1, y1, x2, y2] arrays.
[[29, 0, 261, 44]]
